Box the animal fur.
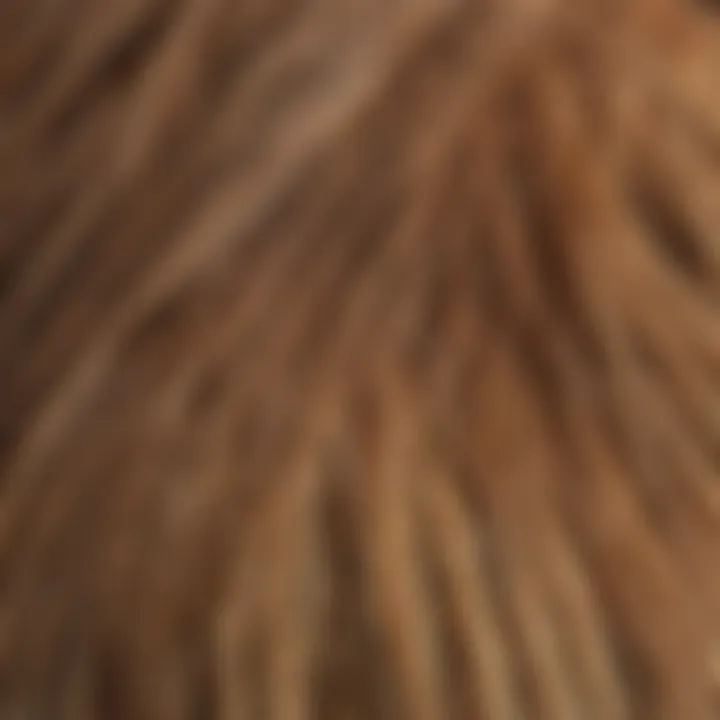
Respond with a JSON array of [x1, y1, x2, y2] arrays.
[[1, 0, 720, 718]]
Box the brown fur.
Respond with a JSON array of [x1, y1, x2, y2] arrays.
[[1, 0, 720, 718]]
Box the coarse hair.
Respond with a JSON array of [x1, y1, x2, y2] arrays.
[[1, 0, 720, 718]]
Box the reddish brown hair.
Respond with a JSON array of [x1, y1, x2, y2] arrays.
[[2, 1, 720, 718]]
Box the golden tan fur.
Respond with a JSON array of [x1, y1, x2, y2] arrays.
[[2, 0, 720, 718]]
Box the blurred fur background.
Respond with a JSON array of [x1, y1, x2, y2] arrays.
[[1, 0, 720, 718]]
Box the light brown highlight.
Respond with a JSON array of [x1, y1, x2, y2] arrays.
[[1, 1, 720, 718]]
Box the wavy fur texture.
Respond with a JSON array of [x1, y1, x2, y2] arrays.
[[1, 1, 720, 718]]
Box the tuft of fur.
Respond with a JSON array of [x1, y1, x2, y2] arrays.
[[1, 1, 720, 718]]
